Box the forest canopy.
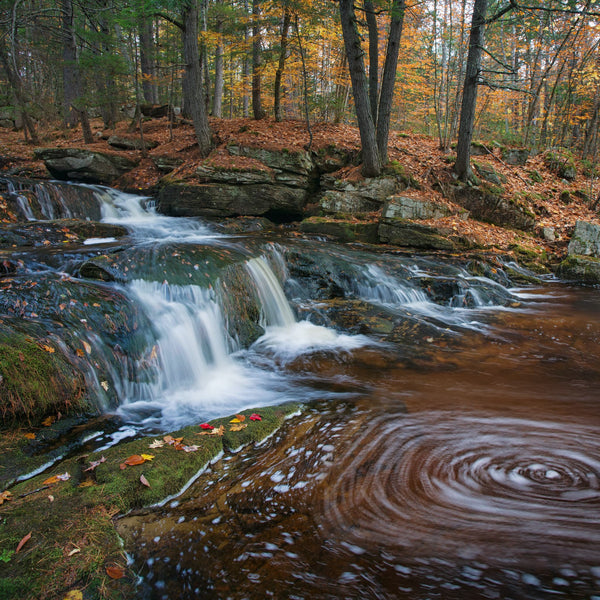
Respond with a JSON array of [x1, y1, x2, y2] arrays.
[[1, 0, 599, 174]]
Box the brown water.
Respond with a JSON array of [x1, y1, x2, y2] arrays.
[[118, 283, 600, 599]]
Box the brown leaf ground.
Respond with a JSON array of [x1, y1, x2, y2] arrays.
[[1, 116, 598, 256]]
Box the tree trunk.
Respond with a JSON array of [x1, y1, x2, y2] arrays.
[[212, 1, 224, 118], [252, 0, 266, 119], [454, 0, 488, 181], [274, 8, 291, 122], [61, 0, 81, 128], [339, 0, 380, 176], [182, 0, 212, 156], [364, 0, 379, 124], [139, 17, 159, 104], [243, 0, 250, 117], [0, 37, 39, 143], [376, 0, 405, 164]]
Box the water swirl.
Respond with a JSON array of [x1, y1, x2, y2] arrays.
[[319, 413, 600, 564]]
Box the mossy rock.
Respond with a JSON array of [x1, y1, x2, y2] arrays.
[[544, 148, 577, 181], [0, 325, 87, 422], [557, 255, 600, 285], [300, 217, 379, 243]]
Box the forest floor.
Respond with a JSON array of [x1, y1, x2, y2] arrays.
[[1, 115, 599, 259]]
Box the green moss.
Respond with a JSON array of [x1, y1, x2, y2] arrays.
[[0, 328, 86, 422], [384, 160, 421, 189], [528, 169, 544, 184]]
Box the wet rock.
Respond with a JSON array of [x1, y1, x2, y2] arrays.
[[158, 182, 306, 221], [378, 218, 455, 250], [0, 259, 18, 276], [34, 148, 139, 184], [451, 185, 536, 232], [382, 195, 454, 220], [300, 218, 379, 243], [557, 255, 600, 285], [567, 221, 600, 257]]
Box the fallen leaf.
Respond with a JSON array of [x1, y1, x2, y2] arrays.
[[48, 495, 54, 502], [42, 344, 55, 353], [249, 413, 262, 421], [199, 423, 214, 430], [163, 435, 183, 445], [78, 481, 94, 488], [196, 424, 225, 436], [24, 432, 35, 440], [83, 341, 92, 354], [42, 416, 55, 427], [76, 348, 85, 357], [43, 472, 70, 485], [148, 439, 164, 449], [100, 381, 109, 391], [0, 491, 12, 505], [140, 474, 151, 488], [67, 547, 81, 557], [105, 565, 125, 579], [183, 445, 200, 452], [230, 413, 246, 423], [84, 456, 106, 472], [123, 455, 146, 466], [140, 454, 154, 461], [63, 590, 83, 600], [15, 531, 31, 553], [230, 423, 248, 432]]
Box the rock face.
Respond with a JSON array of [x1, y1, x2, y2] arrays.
[[107, 135, 159, 151], [378, 218, 455, 250], [567, 221, 600, 257], [320, 177, 400, 214], [452, 185, 535, 232], [502, 148, 529, 166], [382, 195, 454, 220], [34, 148, 139, 184], [300, 217, 379, 243]]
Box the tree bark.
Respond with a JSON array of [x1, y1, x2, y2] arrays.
[[454, 0, 488, 181], [61, 0, 81, 128], [252, 0, 266, 119], [376, 0, 405, 164], [182, 0, 212, 156], [274, 7, 291, 122], [364, 0, 379, 124], [212, 0, 224, 118], [139, 16, 159, 104], [339, 0, 380, 176]]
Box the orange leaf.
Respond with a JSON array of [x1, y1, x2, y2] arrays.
[[105, 566, 125, 579], [43, 475, 60, 485], [0, 490, 12, 505], [76, 348, 85, 357], [16, 531, 31, 553], [140, 474, 151, 488], [24, 432, 35, 440], [123, 455, 145, 466], [42, 416, 55, 427]]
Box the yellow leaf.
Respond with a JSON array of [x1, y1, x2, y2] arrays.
[[63, 590, 83, 600], [229, 423, 248, 432], [83, 341, 92, 355], [229, 418, 241, 423], [140, 454, 154, 461]]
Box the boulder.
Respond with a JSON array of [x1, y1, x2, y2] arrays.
[[567, 221, 600, 257], [473, 162, 506, 186], [378, 218, 455, 250], [34, 148, 139, 184], [382, 195, 454, 220], [158, 182, 306, 221], [226, 145, 315, 188], [195, 164, 273, 185], [320, 176, 399, 214], [452, 185, 535, 232], [152, 155, 184, 174], [502, 148, 529, 166], [300, 217, 379, 243], [557, 255, 600, 285], [107, 135, 159, 151]]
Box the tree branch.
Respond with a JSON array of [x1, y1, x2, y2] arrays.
[[154, 12, 184, 31]]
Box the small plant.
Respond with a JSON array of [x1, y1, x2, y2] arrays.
[[0, 549, 14, 563]]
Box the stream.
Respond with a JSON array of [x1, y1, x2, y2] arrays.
[[3, 179, 600, 599]]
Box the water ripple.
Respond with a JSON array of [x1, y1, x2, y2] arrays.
[[319, 413, 600, 563]]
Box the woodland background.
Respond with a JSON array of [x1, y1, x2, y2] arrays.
[[1, 0, 600, 172]]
